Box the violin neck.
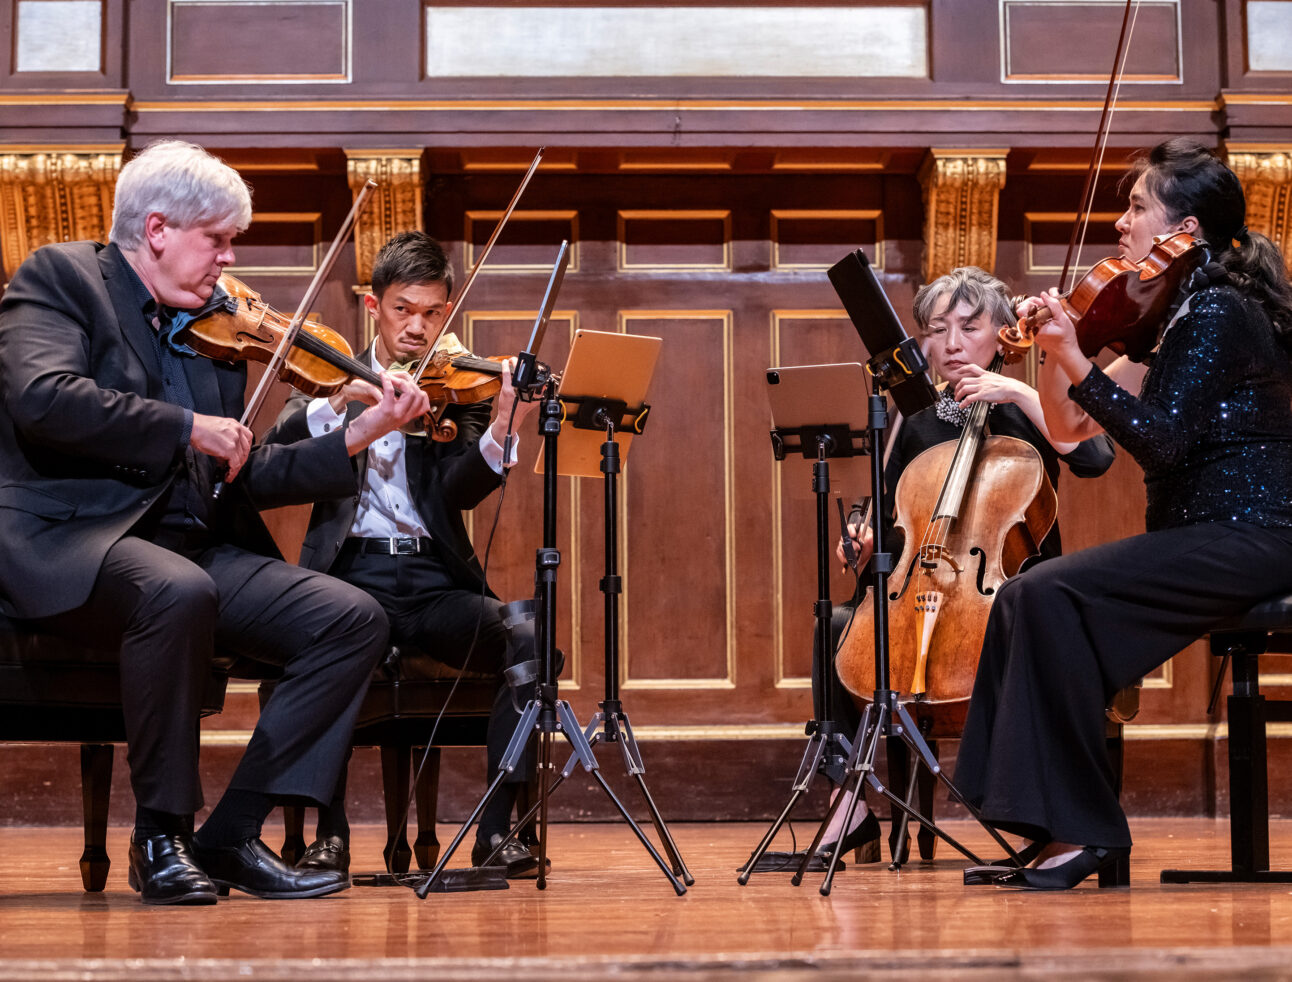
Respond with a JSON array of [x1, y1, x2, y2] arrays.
[[931, 354, 1003, 522], [292, 330, 384, 389], [451, 354, 503, 375]]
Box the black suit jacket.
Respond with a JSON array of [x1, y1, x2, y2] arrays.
[[0, 241, 356, 619], [263, 359, 503, 595]]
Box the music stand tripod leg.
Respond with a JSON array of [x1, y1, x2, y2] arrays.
[[413, 696, 544, 897], [593, 419, 693, 886], [741, 430, 857, 884], [611, 711, 694, 884]]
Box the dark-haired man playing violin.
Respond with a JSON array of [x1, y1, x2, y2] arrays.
[[0, 141, 429, 904], [263, 230, 546, 877]]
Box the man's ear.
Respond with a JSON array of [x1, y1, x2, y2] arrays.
[[142, 212, 167, 252], [362, 292, 380, 318]]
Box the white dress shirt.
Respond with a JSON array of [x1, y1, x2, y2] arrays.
[[303, 349, 518, 539]]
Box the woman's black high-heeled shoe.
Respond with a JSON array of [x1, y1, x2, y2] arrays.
[[962, 839, 1049, 885], [819, 810, 882, 864], [992, 845, 1131, 890]]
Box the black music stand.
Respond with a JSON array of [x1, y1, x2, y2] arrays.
[[738, 363, 870, 878], [416, 328, 687, 897]]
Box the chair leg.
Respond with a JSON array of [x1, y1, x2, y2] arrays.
[[79, 744, 113, 892], [412, 747, 441, 870], [380, 744, 413, 874], [280, 805, 307, 866]]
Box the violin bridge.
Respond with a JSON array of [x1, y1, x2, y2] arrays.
[[910, 590, 942, 696]]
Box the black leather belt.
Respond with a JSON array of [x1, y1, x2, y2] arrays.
[[343, 536, 433, 556]]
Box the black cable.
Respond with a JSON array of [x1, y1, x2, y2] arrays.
[[403, 394, 525, 823]]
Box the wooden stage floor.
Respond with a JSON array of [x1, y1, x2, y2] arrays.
[[4, 819, 1292, 980]]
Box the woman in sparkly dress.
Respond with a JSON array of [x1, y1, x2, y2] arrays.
[[955, 139, 1292, 890]]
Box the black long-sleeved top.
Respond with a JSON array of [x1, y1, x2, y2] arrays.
[[1072, 285, 1292, 532]]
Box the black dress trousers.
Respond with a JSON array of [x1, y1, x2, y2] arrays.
[[954, 520, 1292, 849]]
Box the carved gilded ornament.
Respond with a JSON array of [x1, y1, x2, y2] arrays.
[[918, 153, 1008, 283], [0, 151, 121, 282], [1227, 151, 1292, 273], [345, 152, 424, 288]]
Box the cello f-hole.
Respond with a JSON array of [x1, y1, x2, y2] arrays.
[[970, 546, 995, 597]]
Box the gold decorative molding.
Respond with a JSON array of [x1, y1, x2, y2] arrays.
[[0, 148, 122, 282], [344, 150, 424, 288], [1226, 147, 1292, 273], [917, 150, 1008, 283]]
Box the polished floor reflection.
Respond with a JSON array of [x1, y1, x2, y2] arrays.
[[3, 819, 1292, 980]]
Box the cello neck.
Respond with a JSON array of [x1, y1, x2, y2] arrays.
[[930, 354, 1003, 523]]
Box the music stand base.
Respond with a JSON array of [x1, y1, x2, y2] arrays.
[[355, 868, 510, 891], [741, 852, 837, 874]]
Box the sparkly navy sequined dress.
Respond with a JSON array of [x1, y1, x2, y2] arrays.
[[955, 285, 1292, 850]]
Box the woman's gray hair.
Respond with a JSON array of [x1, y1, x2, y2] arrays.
[[912, 266, 1014, 333], [110, 141, 252, 250]]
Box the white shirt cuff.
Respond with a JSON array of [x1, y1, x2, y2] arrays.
[[304, 397, 347, 438], [478, 424, 519, 474]]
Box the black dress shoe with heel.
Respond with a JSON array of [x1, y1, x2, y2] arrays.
[[296, 835, 350, 873], [472, 833, 542, 879], [194, 837, 349, 899], [128, 833, 218, 905], [819, 810, 882, 864], [992, 845, 1131, 890]]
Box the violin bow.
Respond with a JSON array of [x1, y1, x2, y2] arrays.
[[237, 179, 379, 430], [1060, 0, 1142, 293], [410, 147, 546, 381]]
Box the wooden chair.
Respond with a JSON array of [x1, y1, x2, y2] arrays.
[[1161, 593, 1292, 884], [0, 615, 230, 891], [264, 643, 506, 874]]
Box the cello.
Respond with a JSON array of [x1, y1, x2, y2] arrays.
[[833, 353, 1057, 736]]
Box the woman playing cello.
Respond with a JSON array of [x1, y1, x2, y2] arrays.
[[814, 266, 1114, 859], [955, 139, 1292, 889]]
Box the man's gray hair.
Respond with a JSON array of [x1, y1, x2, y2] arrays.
[[110, 141, 252, 250], [912, 266, 1015, 333]]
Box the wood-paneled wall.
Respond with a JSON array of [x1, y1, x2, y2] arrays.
[[2, 0, 1291, 823]]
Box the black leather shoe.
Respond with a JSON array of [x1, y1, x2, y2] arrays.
[[194, 837, 349, 899], [992, 845, 1131, 890], [472, 833, 541, 879], [296, 835, 350, 873], [128, 833, 218, 906]]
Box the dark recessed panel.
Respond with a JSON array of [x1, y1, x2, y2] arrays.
[[171, 2, 347, 81], [619, 212, 730, 271], [1004, 1, 1180, 81]]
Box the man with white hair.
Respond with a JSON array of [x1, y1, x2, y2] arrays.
[[0, 141, 428, 904]]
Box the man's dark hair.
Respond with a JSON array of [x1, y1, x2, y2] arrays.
[[371, 230, 453, 298]]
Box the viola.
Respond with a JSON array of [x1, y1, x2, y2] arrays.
[[183, 274, 383, 398], [184, 274, 517, 443], [998, 232, 1207, 364]]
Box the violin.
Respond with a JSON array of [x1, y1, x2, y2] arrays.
[[998, 232, 1207, 364], [183, 274, 525, 443], [183, 274, 381, 398]]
